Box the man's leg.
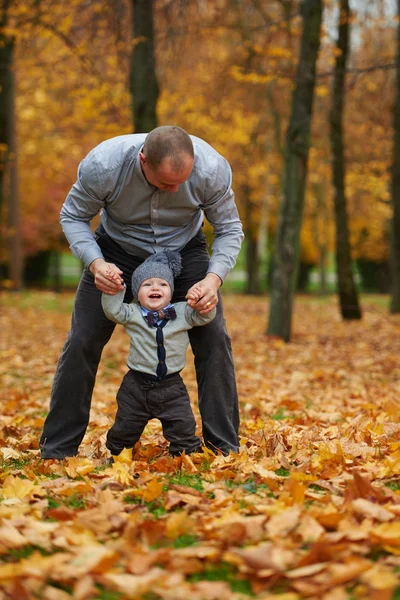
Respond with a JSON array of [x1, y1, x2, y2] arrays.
[[40, 231, 144, 459], [173, 230, 240, 454], [188, 298, 240, 454], [39, 268, 116, 458]]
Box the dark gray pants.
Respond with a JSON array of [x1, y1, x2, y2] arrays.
[[39, 228, 240, 458], [106, 370, 202, 456]]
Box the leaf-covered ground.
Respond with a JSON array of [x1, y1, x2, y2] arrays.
[[1, 291, 400, 600]]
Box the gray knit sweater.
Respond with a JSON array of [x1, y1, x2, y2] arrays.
[[101, 289, 216, 376]]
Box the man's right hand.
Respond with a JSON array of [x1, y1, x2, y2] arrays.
[[89, 258, 124, 294]]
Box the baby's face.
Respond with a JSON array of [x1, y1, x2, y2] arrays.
[[138, 277, 172, 311]]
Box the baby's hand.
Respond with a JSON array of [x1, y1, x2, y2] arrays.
[[106, 269, 120, 282], [186, 285, 202, 303]]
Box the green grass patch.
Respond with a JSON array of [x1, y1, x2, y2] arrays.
[[1, 455, 33, 471], [62, 493, 86, 510], [123, 495, 168, 518], [392, 588, 400, 600], [166, 472, 205, 491], [41, 472, 64, 480], [94, 586, 123, 600], [2, 545, 51, 562], [188, 562, 254, 595], [271, 408, 287, 421], [309, 484, 326, 493], [368, 547, 392, 562], [172, 534, 199, 548], [47, 496, 61, 509], [92, 465, 109, 474], [275, 467, 290, 477], [1, 289, 76, 313], [226, 477, 269, 495], [384, 479, 400, 491], [47, 581, 73, 594]]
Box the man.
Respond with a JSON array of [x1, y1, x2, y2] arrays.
[[39, 125, 244, 459]]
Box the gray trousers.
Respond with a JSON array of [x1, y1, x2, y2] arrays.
[[106, 370, 202, 456], [39, 228, 240, 458]]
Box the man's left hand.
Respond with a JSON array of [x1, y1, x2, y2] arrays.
[[186, 273, 222, 314]]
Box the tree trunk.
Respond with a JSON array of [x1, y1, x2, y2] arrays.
[[390, 0, 400, 313], [329, 0, 361, 320], [267, 0, 322, 341], [0, 2, 22, 290], [243, 185, 261, 294], [130, 0, 159, 133], [312, 182, 329, 294]]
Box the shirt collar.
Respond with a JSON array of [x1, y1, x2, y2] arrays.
[[141, 303, 174, 318], [135, 145, 159, 190]]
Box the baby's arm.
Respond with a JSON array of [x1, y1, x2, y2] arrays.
[[185, 304, 216, 327], [101, 285, 135, 325]]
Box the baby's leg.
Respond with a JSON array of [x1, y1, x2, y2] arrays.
[[156, 375, 202, 456], [106, 370, 149, 455]]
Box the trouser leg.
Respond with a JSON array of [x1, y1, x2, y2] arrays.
[[39, 231, 142, 459], [173, 230, 240, 454], [188, 296, 240, 453], [154, 375, 202, 456], [106, 370, 149, 455], [39, 268, 116, 458]]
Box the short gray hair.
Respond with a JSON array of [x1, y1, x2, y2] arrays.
[[143, 125, 194, 172]]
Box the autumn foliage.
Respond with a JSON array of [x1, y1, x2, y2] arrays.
[[0, 0, 395, 271], [1, 291, 400, 599]]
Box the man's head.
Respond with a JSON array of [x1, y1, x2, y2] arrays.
[[131, 250, 182, 310], [139, 126, 194, 192]]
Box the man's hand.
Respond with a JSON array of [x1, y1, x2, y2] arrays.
[[186, 273, 222, 314], [89, 258, 124, 294]]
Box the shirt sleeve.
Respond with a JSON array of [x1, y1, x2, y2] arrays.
[[101, 287, 136, 325], [203, 154, 244, 281], [60, 155, 107, 268], [184, 305, 216, 327]]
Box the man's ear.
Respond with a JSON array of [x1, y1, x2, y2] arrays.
[[139, 152, 146, 165]]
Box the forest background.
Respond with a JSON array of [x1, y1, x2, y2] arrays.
[[0, 0, 398, 305]]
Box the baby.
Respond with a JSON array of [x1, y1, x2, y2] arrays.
[[101, 250, 216, 458]]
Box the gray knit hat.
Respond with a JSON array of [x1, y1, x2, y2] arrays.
[[131, 250, 182, 299]]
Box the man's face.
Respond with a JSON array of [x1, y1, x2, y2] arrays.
[[138, 277, 172, 311], [139, 153, 193, 192]]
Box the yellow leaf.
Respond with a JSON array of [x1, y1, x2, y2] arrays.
[[113, 448, 133, 465], [0, 562, 24, 581], [360, 564, 398, 590], [291, 471, 317, 482], [351, 498, 394, 522], [0, 522, 27, 548], [165, 511, 195, 539], [64, 457, 96, 478], [100, 568, 169, 597], [142, 478, 163, 503], [0, 448, 21, 460], [371, 522, 400, 546], [68, 545, 118, 576], [288, 479, 306, 504], [266, 506, 301, 538], [110, 462, 132, 485], [1, 476, 36, 500]]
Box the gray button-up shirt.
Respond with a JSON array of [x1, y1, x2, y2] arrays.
[[60, 134, 244, 281]]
